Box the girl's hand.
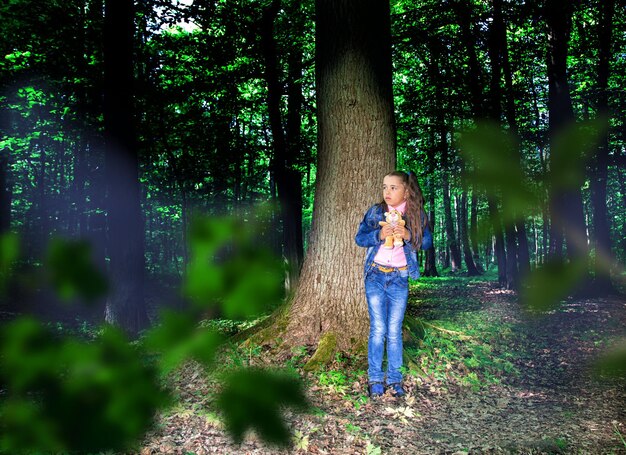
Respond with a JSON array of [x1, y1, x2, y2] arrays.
[[394, 225, 409, 240], [380, 224, 394, 240]]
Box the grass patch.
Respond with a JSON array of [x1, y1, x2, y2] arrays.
[[406, 276, 520, 389]]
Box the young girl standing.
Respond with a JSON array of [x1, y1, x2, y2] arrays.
[[355, 171, 432, 398]]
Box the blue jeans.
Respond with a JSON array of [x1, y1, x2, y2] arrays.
[[365, 267, 409, 385]]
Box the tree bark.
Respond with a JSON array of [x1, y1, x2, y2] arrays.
[[103, 0, 148, 337], [285, 0, 396, 350], [261, 0, 304, 291], [589, 0, 615, 293], [0, 152, 10, 233], [423, 142, 438, 277], [492, 0, 532, 279], [505, 224, 519, 289], [488, 197, 507, 285], [443, 167, 462, 271], [0, 92, 12, 235], [545, 0, 589, 271], [469, 189, 483, 271], [460, 191, 481, 275]]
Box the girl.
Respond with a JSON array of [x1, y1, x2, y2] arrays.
[[354, 171, 432, 398]]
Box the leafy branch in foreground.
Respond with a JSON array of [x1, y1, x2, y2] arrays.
[[0, 213, 309, 453]]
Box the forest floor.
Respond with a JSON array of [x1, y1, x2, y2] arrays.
[[141, 276, 626, 455]]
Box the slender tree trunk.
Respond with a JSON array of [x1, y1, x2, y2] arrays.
[[285, 0, 305, 281], [0, 99, 10, 233], [285, 0, 395, 351], [38, 140, 48, 255], [470, 190, 483, 271], [488, 197, 507, 285], [589, 0, 615, 293], [483, 0, 508, 286], [443, 171, 462, 271], [0, 152, 10, 233], [492, 0, 532, 279], [453, 0, 485, 119], [261, 0, 304, 291], [460, 191, 480, 275], [423, 141, 438, 277], [504, 225, 519, 289], [103, 0, 148, 337], [617, 166, 626, 262], [545, 0, 589, 272]]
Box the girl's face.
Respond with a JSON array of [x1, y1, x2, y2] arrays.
[[382, 175, 408, 207]]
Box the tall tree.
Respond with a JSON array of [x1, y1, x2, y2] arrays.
[[103, 0, 148, 336], [460, 191, 481, 275], [492, 0, 531, 280], [260, 0, 305, 290], [590, 0, 616, 293], [285, 0, 396, 353], [545, 0, 589, 272]]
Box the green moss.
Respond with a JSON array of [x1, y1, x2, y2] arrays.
[[303, 332, 337, 372], [233, 302, 291, 346]]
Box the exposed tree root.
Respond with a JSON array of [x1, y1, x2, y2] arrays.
[[404, 314, 471, 340], [233, 304, 290, 348], [303, 332, 337, 372]]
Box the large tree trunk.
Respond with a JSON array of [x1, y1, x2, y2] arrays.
[[589, 0, 615, 293], [285, 0, 395, 351], [103, 0, 148, 337]]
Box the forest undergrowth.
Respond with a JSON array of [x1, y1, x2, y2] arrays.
[[141, 275, 626, 455]]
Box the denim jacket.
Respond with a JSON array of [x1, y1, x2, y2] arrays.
[[355, 203, 433, 280]]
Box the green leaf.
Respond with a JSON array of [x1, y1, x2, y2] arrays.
[[0, 318, 170, 453], [183, 215, 284, 319], [519, 259, 587, 313], [0, 232, 19, 292], [143, 309, 223, 374], [550, 118, 608, 190], [595, 341, 626, 377], [217, 368, 309, 446], [458, 122, 540, 219], [45, 238, 108, 303]]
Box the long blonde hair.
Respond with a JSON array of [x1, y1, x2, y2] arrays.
[[379, 171, 428, 250]]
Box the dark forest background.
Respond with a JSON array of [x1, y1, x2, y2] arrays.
[[0, 0, 625, 451], [2, 1, 625, 321]]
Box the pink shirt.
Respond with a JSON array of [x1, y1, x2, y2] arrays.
[[373, 201, 407, 267]]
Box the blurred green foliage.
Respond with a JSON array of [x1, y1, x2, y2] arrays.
[[518, 259, 588, 313], [459, 120, 610, 313], [0, 215, 307, 452], [45, 237, 108, 303], [0, 232, 19, 293], [184, 215, 285, 319], [459, 122, 539, 227], [217, 368, 309, 446], [595, 342, 626, 378], [0, 318, 169, 453], [549, 117, 608, 191], [144, 309, 223, 374]]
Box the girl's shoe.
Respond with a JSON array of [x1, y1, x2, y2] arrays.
[[388, 383, 405, 397], [368, 382, 385, 397]]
